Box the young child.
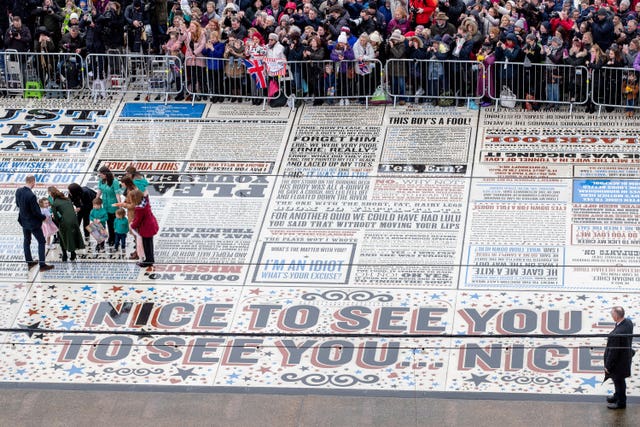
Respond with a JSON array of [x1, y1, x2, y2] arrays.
[[623, 72, 639, 117], [89, 197, 108, 251], [39, 197, 59, 249], [113, 208, 129, 256]]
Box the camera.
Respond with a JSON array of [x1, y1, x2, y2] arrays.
[[409, 7, 418, 14], [10, 27, 19, 37]]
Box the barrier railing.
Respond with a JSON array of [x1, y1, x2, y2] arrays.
[[182, 56, 271, 105], [385, 59, 484, 106], [1, 50, 638, 114], [2, 50, 85, 99], [85, 52, 183, 101], [280, 59, 383, 106], [590, 66, 640, 115], [488, 61, 589, 110]]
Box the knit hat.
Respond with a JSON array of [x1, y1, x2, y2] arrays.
[[551, 36, 563, 45], [369, 31, 382, 44], [268, 33, 279, 41], [337, 31, 348, 44], [389, 29, 404, 43], [69, 12, 79, 20]]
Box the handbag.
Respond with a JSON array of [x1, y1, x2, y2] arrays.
[[370, 85, 390, 105], [268, 79, 280, 97], [500, 86, 516, 108]]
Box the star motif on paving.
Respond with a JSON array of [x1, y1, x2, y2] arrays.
[[28, 309, 39, 316], [259, 366, 271, 374], [17, 321, 40, 338], [573, 386, 586, 393], [66, 364, 84, 375], [7, 298, 20, 305], [581, 376, 597, 388], [59, 319, 78, 330], [249, 288, 262, 295], [172, 367, 197, 380], [110, 286, 123, 292], [465, 373, 491, 386]]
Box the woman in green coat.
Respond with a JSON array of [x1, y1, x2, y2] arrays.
[[48, 186, 85, 261]]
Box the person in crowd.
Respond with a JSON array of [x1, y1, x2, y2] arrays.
[[225, 35, 247, 101], [353, 32, 376, 100], [330, 31, 355, 104], [5, 16, 32, 52], [325, 5, 350, 39], [564, 36, 589, 104], [622, 70, 639, 116], [592, 8, 615, 50], [180, 20, 207, 99], [431, 12, 456, 38], [35, 0, 63, 49], [386, 6, 411, 35], [202, 30, 226, 102], [48, 186, 85, 262], [124, 0, 150, 53], [95, 166, 122, 248], [585, 43, 608, 113], [16, 176, 54, 271], [129, 189, 159, 268], [97, 1, 126, 51], [386, 29, 407, 104], [410, 0, 437, 29], [303, 34, 327, 105], [68, 183, 96, 240], [39, 197, 58, 249]]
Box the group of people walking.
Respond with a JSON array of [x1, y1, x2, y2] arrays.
[[15, 166, 159, 270]]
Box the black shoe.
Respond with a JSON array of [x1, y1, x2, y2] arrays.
[[39, 264, 55, 272], [137, 262, 154, 267], [606, 396, 616, 403], [608, 403, 626, 409], [70, 252, 76, 261], [61, 253, 68, 262], [27, 261, 38, 268]]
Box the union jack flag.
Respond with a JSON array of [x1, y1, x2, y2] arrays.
[[244, 59, 266, 89], [358, 61, 370, 74]]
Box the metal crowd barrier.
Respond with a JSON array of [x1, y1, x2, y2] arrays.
[[85, 52, 183, 102], [385, 59, 484, 106], [182, 56, 271, 105], [488, 61, 589, 111], [281, 59, 383, 106], [2, 50, 85, 99], [2, 50, 639, 114], [590, 66, 640, 114]]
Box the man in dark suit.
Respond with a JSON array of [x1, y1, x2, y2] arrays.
[[15, 175, 54, 271], [604, 306, 634, 409]]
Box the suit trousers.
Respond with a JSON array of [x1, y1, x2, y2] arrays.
[[23, 226, 46, 266], [613, 376, 627, 405]]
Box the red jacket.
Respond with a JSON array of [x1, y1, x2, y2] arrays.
[[410, 0, 438, 26], [130, 197, 159, 238]]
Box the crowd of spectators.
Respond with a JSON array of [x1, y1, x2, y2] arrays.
[[2, 0, 640, 110]]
